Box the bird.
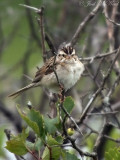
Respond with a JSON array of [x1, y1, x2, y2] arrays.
[[8, 45, 85, 97]]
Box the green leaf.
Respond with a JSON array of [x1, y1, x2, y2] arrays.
[[105, 147, 120, 160], [63, 96, 74, 113], [62, 151, 80, 160], [26, 138, 44, 152], [42, 145, 62, 160], [6, 139, 28, 155], [46, 134, 63, 148], [34, 138, 44, 151], [42, 147, 50, 160], [55, 135, 63, 144], [62, 96, 74, 118], [50, 146, 62, 160], [27, 108, 45, 138], [25, 141, 34, 150], [20, 127, 29, 140], [18, 108, 40, 136], [43, 116, 58, 134], [46, 134, 60, 146], [42, 135, 63, 160], [5, 128, 29, 156]]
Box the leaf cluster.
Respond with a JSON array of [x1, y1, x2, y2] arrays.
[[5, 97, 80, 160]]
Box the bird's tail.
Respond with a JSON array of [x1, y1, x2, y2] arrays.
[[8, 83, 35, 97]]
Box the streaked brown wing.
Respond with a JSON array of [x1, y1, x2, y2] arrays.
[[32, 56, 57, 83]]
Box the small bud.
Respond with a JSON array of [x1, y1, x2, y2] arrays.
[[67, 128, 75, 136]]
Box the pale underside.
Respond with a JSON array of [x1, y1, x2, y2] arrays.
[[35, 57, 84, 93]]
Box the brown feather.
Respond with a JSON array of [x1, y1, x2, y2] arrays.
[[33, 56, 58, 83], [8, 83, 34, 97], [9, 56, 58, 97]]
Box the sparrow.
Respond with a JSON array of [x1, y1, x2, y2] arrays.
[[9, 45, 85, 97]]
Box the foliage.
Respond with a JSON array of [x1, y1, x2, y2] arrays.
[[5, 128, 29, 155], [105, 147, 120, 160], [104, 129, 120, 157], [5, 96, 81, 159]]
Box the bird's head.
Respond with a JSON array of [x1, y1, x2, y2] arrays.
[[57, 45, 76, 60]]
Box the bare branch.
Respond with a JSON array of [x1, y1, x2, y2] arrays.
[[70, 0, 103, 46], [87, 111, 119, 116], [77, 47, 120, 125], [36, 7, 47, 62], [103, 1, 120, 26], [62, 117, 97, 159], [45, 33, 57, 55], [19, 4, 40, 12], [79, 49, 118, 62]]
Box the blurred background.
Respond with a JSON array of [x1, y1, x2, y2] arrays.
[[0, 0, 120, 160]]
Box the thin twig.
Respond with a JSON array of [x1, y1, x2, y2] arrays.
[[23, 0, 41, 48], [87, 111, 119, 116], [19, 4, 40, 12], [104, 13, 120, 26], [77, 47, 120, 125], [60, 101, 83, 135], [79, 49, 118, 62], [70, 0, 103, 46], [103, 1, 120, 26], [62, 116, 97, 159], [107, 72, 120, 98], [93, 57, 104, 81], [45, 33, 57, 55], [83, 123, 120, 143], [36, 7, 46, 62]]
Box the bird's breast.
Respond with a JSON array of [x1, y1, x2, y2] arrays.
[[57, 60, 85, 91], [40, 60, 84, 93]]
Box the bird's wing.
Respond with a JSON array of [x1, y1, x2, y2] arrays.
[[32, 56, 58, 83]]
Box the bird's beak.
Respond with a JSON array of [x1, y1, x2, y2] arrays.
[[66, 54, 71, 59]]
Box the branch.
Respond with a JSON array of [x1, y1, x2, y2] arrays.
[[45, 33, 57, 55], [93, 122, 113, 159], [77, 47, 120, 125], [60, 101, 83, 135], [36, 7, 47, 62], [70, 0, 103, 46], [20, 4, 47, 61], [103, 1, 120, 26], [62, 116, 97, 159], [87, 111, 119, 116], [84, 122, 120, 143], [20, 3, 56, 58], [23, 0, 41, 48], [104, 13, 120, 26], [107, 72, 120, 98], [79, 49, 118, 62]]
